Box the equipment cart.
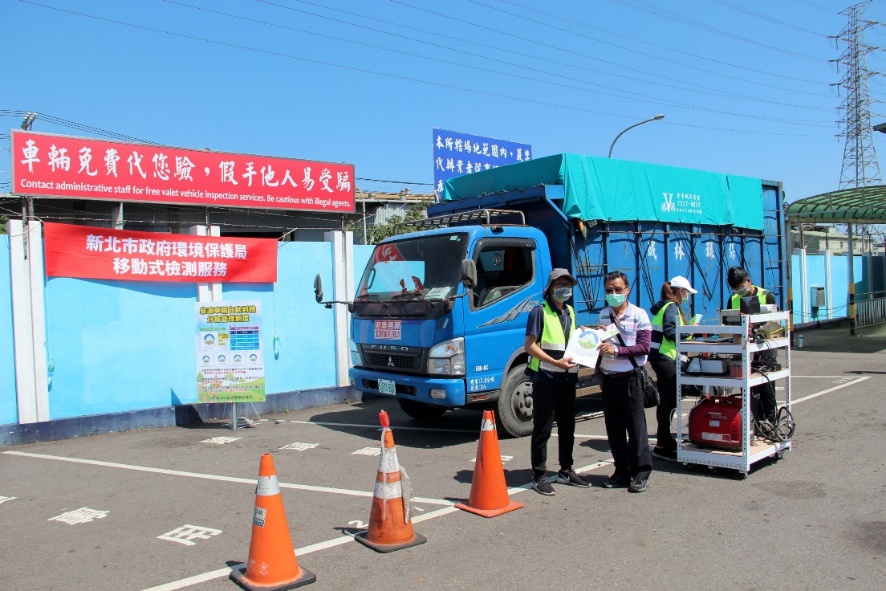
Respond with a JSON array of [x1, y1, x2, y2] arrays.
[[675, 311, 792, 476]]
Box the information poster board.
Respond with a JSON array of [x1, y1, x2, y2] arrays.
[[432, 128, 531, 194], [195, 300, 265, 402]]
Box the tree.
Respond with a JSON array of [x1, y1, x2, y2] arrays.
[[346, 202, 428, 245]]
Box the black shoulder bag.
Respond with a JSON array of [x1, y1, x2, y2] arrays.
[[610, 311, 660, 408]]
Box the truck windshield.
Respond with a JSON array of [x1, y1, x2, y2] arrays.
[[357, 233, 468, 301]]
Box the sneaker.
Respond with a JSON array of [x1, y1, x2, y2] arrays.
[[602, 474, 631, 489], [554, 469, 591, 488], [628, 478, 648, 493], [652, 446, 677, 462], [532, 474, 555, 496]]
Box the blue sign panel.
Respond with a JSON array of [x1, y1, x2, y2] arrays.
[[432, 128, 531, 195]]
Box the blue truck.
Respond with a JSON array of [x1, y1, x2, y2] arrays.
[[333, 154, 786, 437]]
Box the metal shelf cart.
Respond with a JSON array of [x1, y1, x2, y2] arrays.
[[675, 311, 792, 476]]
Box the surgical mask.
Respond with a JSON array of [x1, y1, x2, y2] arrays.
[[552, 287, 572, 302], [733, 285, 750, 297], [605, 293, 626, 307]]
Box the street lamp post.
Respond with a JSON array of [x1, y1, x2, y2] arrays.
[[608, 114, 665, 158]]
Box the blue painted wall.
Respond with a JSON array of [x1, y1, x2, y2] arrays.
[[41, 242, 339, 420], [0, 235, 16, 424], [45, 278, 198, 419], [0, 238, 377, 426], [225, 242, 336, 395], [790, 252, 875, 325]]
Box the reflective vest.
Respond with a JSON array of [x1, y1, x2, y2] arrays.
[[650, 301, 682, 361], [730, 286, 769, 309], [528, 302, 578, 374]]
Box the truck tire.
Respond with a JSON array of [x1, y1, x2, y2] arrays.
[[397, 398, 447, 421], [497, 365, 534, 438]]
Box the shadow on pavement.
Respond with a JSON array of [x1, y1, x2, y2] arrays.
[[794, 321, 886, 354]]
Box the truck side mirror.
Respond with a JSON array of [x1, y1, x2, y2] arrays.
[[313, 274, 324, 303], [461, 259, 477, 290]]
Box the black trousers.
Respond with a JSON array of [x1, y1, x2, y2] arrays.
[[530, 380, 576, 476], [601, 370, 652, 481], [650, 357, 678, 450], [752, 381, 777, 423]]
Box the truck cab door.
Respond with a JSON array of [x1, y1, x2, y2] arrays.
[[462, 239, 540, 397]]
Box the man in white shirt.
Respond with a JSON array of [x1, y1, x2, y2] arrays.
[[596, 271, 653, 493]]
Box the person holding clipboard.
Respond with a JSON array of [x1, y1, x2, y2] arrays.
[[524, 268, 591, 495]]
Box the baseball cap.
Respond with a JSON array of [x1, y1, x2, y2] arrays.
[[546, 268, 577, 292], [669, 275, 697, 294]]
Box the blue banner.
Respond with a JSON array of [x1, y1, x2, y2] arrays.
[[432, 128, 531, 196]]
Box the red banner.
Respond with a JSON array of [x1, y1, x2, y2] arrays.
[[11, 130, 354, 212], [43, 222, 278, 283]]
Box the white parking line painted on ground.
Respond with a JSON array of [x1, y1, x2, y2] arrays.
[[471, 455, 513, 463], [351, 446, 381, 456], [1, 451, 454, 506], [792, 375, 862, 379], [289, 419, 478, 434], [138, 505, 462, 591], [0, 496, 17, 505], [32, 375, 878, 591], [278, 442, 319, 451], [558, 434, 610, 440], [200, 436, 240, 444], [48, 507, 109, 525], [791, 376, 870, 404], [157, 525, 223, 546]]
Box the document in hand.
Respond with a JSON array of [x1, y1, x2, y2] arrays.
[[565, 326, 619, 368]]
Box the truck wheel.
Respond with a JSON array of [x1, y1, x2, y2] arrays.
[[497, 365, 534, 438], [397, 399, 447, 421]]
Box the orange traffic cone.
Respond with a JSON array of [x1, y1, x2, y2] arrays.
[[355, 410, 427, 553], [230, 453, 316, 591], [455, 410, 524, 518]]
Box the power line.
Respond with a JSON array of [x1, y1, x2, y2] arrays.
[[160, 0, 834, 124], [614, 0, 829, 63], [705, 0, 829, 37], [477, 0, 830, 92], [15, 0, 831, 136], [292, 0, 831, 104], [792, 0, 839, 14]]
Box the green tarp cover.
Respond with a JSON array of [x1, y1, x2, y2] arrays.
[[442, 153, 764, 230]]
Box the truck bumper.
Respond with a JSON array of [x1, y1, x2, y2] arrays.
[[348, 367, 466, 407]]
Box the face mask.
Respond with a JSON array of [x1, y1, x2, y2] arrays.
[[733, 286, 750, 297], [606, 293, 626, 307], [552, 287, 572, 302]]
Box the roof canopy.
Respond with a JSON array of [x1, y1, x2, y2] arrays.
[[786, 185, 886, 223]]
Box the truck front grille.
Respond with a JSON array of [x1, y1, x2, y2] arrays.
[[363, 352, 421, 370]]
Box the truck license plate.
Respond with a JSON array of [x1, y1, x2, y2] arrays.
[[377, 379, 396, 395]]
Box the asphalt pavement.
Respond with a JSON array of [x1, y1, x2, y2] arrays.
[[1, 325, 884, 591]]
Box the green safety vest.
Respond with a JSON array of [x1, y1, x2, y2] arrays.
[[650, 301, 683, 361], [528, 302, 578, 374], [729, 286, 769, 310]]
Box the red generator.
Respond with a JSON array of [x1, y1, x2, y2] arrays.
[[688, 395, 747, 451]]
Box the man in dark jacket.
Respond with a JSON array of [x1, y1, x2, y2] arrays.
[[727, 267, 778, 423]]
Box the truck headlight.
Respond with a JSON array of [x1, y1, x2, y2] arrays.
[[349, 339, 362, 367], [427, 337, 465, 376]]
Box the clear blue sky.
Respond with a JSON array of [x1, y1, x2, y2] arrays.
[[3, 0, 885, 203]]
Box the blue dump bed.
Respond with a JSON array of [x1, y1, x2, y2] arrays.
[[431, 154, 786, 325]]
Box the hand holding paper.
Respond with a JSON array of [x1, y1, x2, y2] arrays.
[[565, 327, 618, 368]]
